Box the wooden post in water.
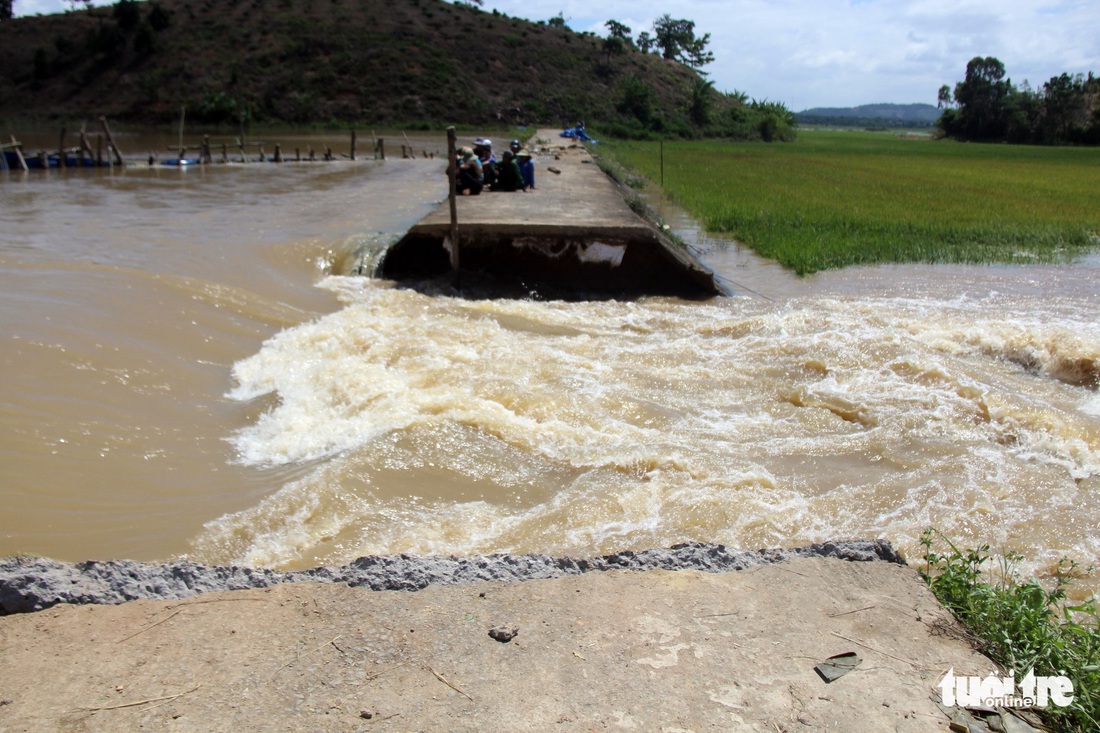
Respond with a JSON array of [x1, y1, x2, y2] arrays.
[[79, 130, 95, 165], [8, 136, 29, 172], [177, 106, 185, 158], [237, 137, 247, 163], [96, 135, 104, 167], [221, 142, 228, 164], [377, 138, 385, 160], [350, 130, 357, 161], [273, 143, 282, 162], [201, 135, 212, 165], [660, 139, 664, 188], [58, 127, 67, 168], [446, 126, 459, 286], [99, 117, 124, 167]]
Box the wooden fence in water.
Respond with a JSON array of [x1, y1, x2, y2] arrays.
[[1, 117, 435, 173]]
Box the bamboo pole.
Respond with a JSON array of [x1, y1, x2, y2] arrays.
[[6, 135, 28, 172], [99, 117, 124, 166], [660, 139, 664, 187], [79, 130, 95, 165], [446, 126, 459, 286], [177, 106, 185, 155]]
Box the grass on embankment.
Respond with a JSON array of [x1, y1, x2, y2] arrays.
[[599, 130, 1100, 275], [921, 531, 1100, 732]]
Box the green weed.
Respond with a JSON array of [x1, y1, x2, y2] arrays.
[[920, 529, 1100, 732]]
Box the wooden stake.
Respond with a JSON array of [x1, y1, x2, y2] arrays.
[[350, 130, 357, 161], [99, 117, 124, 167], [79, 130, 95, 166], [273, 143, 282, 162], [446, 126, 459, 286], [8, 135, 28, 172], [58, 127, 67, 168], [177, 106, 185, 154], [377, 138, 385, 160]]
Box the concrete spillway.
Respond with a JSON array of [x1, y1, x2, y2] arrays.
[[378, 132, 724, 298]]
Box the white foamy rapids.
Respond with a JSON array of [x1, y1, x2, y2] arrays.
[[198, 281, 1100, 574]]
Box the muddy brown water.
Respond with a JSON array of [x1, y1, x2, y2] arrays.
[[2, 134, 1098, 586]]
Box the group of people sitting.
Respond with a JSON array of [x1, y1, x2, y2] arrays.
[[455, 138, 535, 196]]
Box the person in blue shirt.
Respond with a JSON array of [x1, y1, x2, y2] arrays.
[[474, 138, 498, 190], [509, 139, 535, 190], [516, 148, 535, 190]]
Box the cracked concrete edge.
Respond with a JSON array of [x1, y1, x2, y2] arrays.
[[0, 539, 904, 615]]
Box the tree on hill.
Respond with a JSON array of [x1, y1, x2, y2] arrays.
[[652, 15, 713, 70], [603, 20, 632, 67], [1, 0, 13, 23]]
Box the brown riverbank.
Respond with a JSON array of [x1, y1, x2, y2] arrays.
[[0, 556, 1001, 732]]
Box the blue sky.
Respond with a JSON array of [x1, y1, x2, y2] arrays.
[[14, 0, 1099, 110]]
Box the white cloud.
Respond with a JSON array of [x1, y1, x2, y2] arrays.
[[14, 0, 1099, 110]]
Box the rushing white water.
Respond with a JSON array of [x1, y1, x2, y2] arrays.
[[197, 272, 1100, 576], [2, 144, 1098, 584]]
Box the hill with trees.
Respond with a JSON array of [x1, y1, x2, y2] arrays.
[[0, 0, 794, 140]]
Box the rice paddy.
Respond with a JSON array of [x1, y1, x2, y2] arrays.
[[600, 130, 1100, 275]]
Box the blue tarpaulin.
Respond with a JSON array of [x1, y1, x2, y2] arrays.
[[560, 126, 597, 144]]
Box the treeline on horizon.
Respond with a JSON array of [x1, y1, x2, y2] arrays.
[[938, 56, 1100, 145]]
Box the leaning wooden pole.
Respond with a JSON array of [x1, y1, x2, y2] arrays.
[[99, 117, 124, 167], [8, 135, 29, 172], [446, 126, 459, 287]]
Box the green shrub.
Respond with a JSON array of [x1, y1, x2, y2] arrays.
[[920, 530, 1100, 732]]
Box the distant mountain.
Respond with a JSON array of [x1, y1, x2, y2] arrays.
[[795, 103, 941, 127]]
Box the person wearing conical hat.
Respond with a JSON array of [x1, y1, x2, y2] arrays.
[[456, 146, 483, 195]]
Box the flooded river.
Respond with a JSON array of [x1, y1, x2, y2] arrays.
[[2, 139, 1098, 582]]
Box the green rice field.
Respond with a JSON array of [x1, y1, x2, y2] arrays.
[[600, 130, 1100, 275]]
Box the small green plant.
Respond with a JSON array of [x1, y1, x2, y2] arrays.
[[920, 529, 1100, 732]]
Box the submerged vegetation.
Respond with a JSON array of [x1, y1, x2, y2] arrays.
[[601, 129, 1100, 275], [921, 531, 1100, 732]]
